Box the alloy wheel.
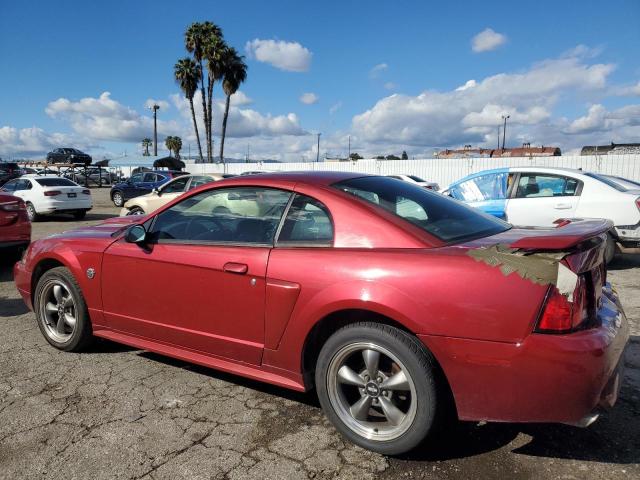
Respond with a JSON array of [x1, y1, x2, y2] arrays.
[[38, 280, 77, 343], [326, 342, 417, 441]]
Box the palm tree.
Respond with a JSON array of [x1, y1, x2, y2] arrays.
[[185, 21, 223, 162], [172, 136, 183, 159], [174, 57, 203, 162], [202, 26, 225, 163], [141, 138, 152, 156], [219, 47, 247, 164], [165, 136, 175, 156]]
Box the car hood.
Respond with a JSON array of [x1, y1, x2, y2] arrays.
[[47, 215, 141, 240]]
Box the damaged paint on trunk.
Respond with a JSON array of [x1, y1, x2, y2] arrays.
[[468, 244, 578, 299]]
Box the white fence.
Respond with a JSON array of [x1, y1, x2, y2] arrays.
[[185, 154, 640, 188]]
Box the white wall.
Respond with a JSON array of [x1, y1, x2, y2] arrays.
[[185, 154, 640, 187]]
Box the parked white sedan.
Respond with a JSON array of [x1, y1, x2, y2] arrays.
[[0, 176, 92, 221], [444, 166, 640, 262]]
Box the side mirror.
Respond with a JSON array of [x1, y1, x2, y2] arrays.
[[153, 187, 161, 196], [125, 224, 147, 244]]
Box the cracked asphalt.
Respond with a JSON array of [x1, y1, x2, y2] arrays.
[[0, 189, 638, 479]]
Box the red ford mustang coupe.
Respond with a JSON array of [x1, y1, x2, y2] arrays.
[[14, 172, 628, 454]]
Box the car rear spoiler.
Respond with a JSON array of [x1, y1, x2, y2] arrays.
[[508, 218, 613, 250]]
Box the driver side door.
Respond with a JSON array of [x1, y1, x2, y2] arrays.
[[101, 186, 292, 364]]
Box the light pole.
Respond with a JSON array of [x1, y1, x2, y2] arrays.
[[316, 133, 321, 163], [348, 135, 351, 160], [501, 114, 510, 151], [149, 104, 160, 156]]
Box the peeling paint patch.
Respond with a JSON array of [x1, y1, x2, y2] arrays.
[[468, 244, 578, 297]]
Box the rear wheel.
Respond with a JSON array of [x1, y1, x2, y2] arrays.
[[25, 202, 38, 222], [315, 322, 442, 455], [604, 232, 617, 265], [73, 210, 87, 220], [112, 191, 124, 207], [33, 267, 93, 352]]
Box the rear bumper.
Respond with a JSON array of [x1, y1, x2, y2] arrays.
[[37, 198, 92, 214], [419, 282, 629, 424]]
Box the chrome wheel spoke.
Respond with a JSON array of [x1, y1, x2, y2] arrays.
[[56, 315, 66, 335], [349, 395, 373, 421], [45, 302, 58, 314], [362, 349, 380, 379], [64, 313, 76, 329], [52, 285, 64, 303], [378, 396, 405, 426], [381, 370, 410, 391], [63, 295, 74, 308], [337, 365, 365, 387]]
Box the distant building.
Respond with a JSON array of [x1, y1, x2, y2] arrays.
[[580, 143, 640, 155], [434, 144, 560, 159]]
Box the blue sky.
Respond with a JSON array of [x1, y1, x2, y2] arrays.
[[1, 0, 639, 160]]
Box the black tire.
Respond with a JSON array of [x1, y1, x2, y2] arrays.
[[315, 322, 443, 455], [25, 202, 38, 222], [112, 190, 124, 207], [33, 266, 93, 352], [73, 210, 87, 220], [126, 206, 145, 216], [604, 232, 617, 265]]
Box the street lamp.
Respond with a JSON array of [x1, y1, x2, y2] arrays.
[[149, 104, 160, 156], [501, 114, 510, 151], [316, 133, 321, 163]]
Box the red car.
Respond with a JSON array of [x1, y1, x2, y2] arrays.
[[0, 193, 30, 256], [14, 172, 628, 454]]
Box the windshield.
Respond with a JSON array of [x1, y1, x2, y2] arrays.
[[333, 176, 510, 243], [407, 175, 425, 182], [36, 178, 78, 187], [603, 175, 640, 190]]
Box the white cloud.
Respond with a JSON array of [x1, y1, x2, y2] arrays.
[[369, 63, 388, 78], [245, 39, 312, 72], [170, 91, 306, 139], [565, 104, 640, 134], [144, 98, 170, 110], [471, 28, 507, 53], [46, 92, 183, 143], [384, 82, 397, 91], [614, 81, 640, 97], [351, 52, 618, 150], [229, 90, 253, 106], [329, 101, 342, 115], [299, 92, 319, 105], [455, 79, 477, 91], [0, 126, 77, 157]]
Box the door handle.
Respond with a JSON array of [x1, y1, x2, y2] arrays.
[[223, 262, 248, 274], [554, 203, 572, 209]]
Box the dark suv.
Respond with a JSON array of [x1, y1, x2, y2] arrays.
[[46, 148, 92, 165], [110, 170, 187, 207], [0, 162, 22, 187]]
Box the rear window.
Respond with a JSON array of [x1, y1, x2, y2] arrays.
[[333, 176, 509, 243], [584, 172, 627, 192], [36, 178, 77, 187]]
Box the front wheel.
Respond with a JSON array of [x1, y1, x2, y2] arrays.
[[126, 206, 145, 216], [33, 267, 93, 352], [315, 322, 443, 455], [604, 232, 617, 265]]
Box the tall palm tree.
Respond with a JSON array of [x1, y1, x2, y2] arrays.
[[174, 57, 203, 162], [172, 136, 183, 159], [202, 26, 225, 163], [141, 138, 152, 156], [219, 47, 247, 164], [165, 136, 175, 156], [185, 21, 222, 162]]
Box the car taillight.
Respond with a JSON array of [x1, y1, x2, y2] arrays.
[[535, 276, 588, 333], [44, 190, 62, 196], [0, 201, 22, 211], [636, 197, 640, 213], [82, 189, 91, 195]]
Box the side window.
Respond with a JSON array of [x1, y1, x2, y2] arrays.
[[1, 180, 17, 192], [277, 194, 333, 246], [149, 187, 291, 244], [143, 173, 158, 182], [130, 173, 143, 183], [455, 172, 508, 202], [188, 176, 216, 190], [14, 180, 29, 191], [515, 174, 580, 198], [162, 176, 189, 193]]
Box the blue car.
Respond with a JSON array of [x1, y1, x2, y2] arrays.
[[110, 170, 187, 207]]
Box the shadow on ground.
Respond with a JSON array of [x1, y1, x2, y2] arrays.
[[33, 212, 117, 222]]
